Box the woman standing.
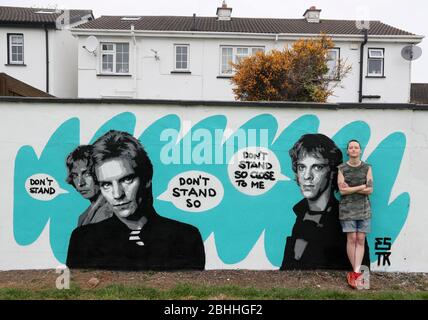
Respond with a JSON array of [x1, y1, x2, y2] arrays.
[[337, 140, 373, 289]]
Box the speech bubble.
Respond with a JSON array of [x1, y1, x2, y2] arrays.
[[157, 171, 224, 212], [228, 146, 290, 196], [25, 173, 69, 201]]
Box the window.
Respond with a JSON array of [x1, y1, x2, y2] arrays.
[[121, 17, 141, 21], [368, 48, 384, 77], [221, 47, 233, 75], [326, 48, 340, 79], [8, 34, 24, 64], [174, 44, 189, 71], [235, 47, 249, 64], [252, 47, 264, 55], [100, 43, 129, 74], [220, 46, 265, 75], [34, 10, 56, 14], [115, 43, 129, 73]]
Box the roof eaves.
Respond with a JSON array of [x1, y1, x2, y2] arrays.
[[0, 21, 57, 28]]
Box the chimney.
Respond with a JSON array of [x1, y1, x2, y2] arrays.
[[303, 6, 321, 23], [216, 1, 232, 21], [191, 13, 197, 31]]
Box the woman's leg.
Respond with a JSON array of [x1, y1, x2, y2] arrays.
[[346, 232, 357, 271], [353, 232, 366, 273]]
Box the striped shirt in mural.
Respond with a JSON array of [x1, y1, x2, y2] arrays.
[[338, 161, 372, 221]]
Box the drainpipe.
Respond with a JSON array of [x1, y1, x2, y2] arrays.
[[358, 29, 368, 103], [45, 25, 50, 94], [131, 24, 138, 98]]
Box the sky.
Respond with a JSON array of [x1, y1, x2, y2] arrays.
[[6, 0, 428, 82]]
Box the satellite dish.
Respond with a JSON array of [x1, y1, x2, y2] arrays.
[[83, 36, 99, 54], [401, 45, 422, 61]]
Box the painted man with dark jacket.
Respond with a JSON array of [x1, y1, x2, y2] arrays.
[[281, 134, 370, 270]]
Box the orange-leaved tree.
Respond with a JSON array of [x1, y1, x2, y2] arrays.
[[231, 35, 351, 102]]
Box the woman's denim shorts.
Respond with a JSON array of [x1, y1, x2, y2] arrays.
[[340, 219, 371, 233]]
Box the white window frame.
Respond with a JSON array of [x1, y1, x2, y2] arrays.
[[174, 44, 190, 71], [368, 48, 385, 77], [235, 47, 249, 64], [8, 34, 24, 65], [326, 48, 340, 80], [220, 47, 234, 75], [100, 42, 130, 74], [219, 46, 265, 76]]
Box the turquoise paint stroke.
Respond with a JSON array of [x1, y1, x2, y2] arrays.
[[365, 133, 409, 263], [332, 123, 409, 263], [14, 118, 81, 263], [13, 113, 136, 263]]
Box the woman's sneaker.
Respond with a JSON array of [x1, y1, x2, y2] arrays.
[[346, 272, 357, 289]]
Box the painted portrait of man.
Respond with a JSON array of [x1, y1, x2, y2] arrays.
[[280, 133, 370, 270], [65, 145, 112, 227], [66, 130, 205, 270]]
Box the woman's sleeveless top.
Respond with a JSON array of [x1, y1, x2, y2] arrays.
[[338, 161, 371, 220]]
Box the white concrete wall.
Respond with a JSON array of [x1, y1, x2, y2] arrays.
[[77, 35, 415, 103], [50, 29, 79, 98]]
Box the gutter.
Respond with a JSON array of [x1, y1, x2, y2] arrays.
[[70, 28, 424, 43], [358, 29, 368, 103]]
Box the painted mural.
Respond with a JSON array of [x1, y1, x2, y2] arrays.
[[8, 106, 413, 271]]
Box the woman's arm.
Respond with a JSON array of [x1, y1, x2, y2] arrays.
[[338, 169, 366, 195], [358, 166, 373, 195]]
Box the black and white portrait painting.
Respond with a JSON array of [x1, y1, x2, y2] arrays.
[[66, 130, 206, 270], [281, 133, 370, 270]]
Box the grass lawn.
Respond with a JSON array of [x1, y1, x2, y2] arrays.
[[1, 283, 427, 300]]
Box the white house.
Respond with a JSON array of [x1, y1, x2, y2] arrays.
[[71, 3, 424, 102], [0, 6, 93, 97]]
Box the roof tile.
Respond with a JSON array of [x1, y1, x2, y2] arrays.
[[0, 6, 93, 26], [74, 15, 415, 36]]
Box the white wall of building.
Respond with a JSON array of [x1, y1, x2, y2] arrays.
[[50, 29, 80, 98], [76, 33, 418, 102], [327, 42, 361, 103], [362, 42, 412, 103], [0, 28, 47, 92]]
